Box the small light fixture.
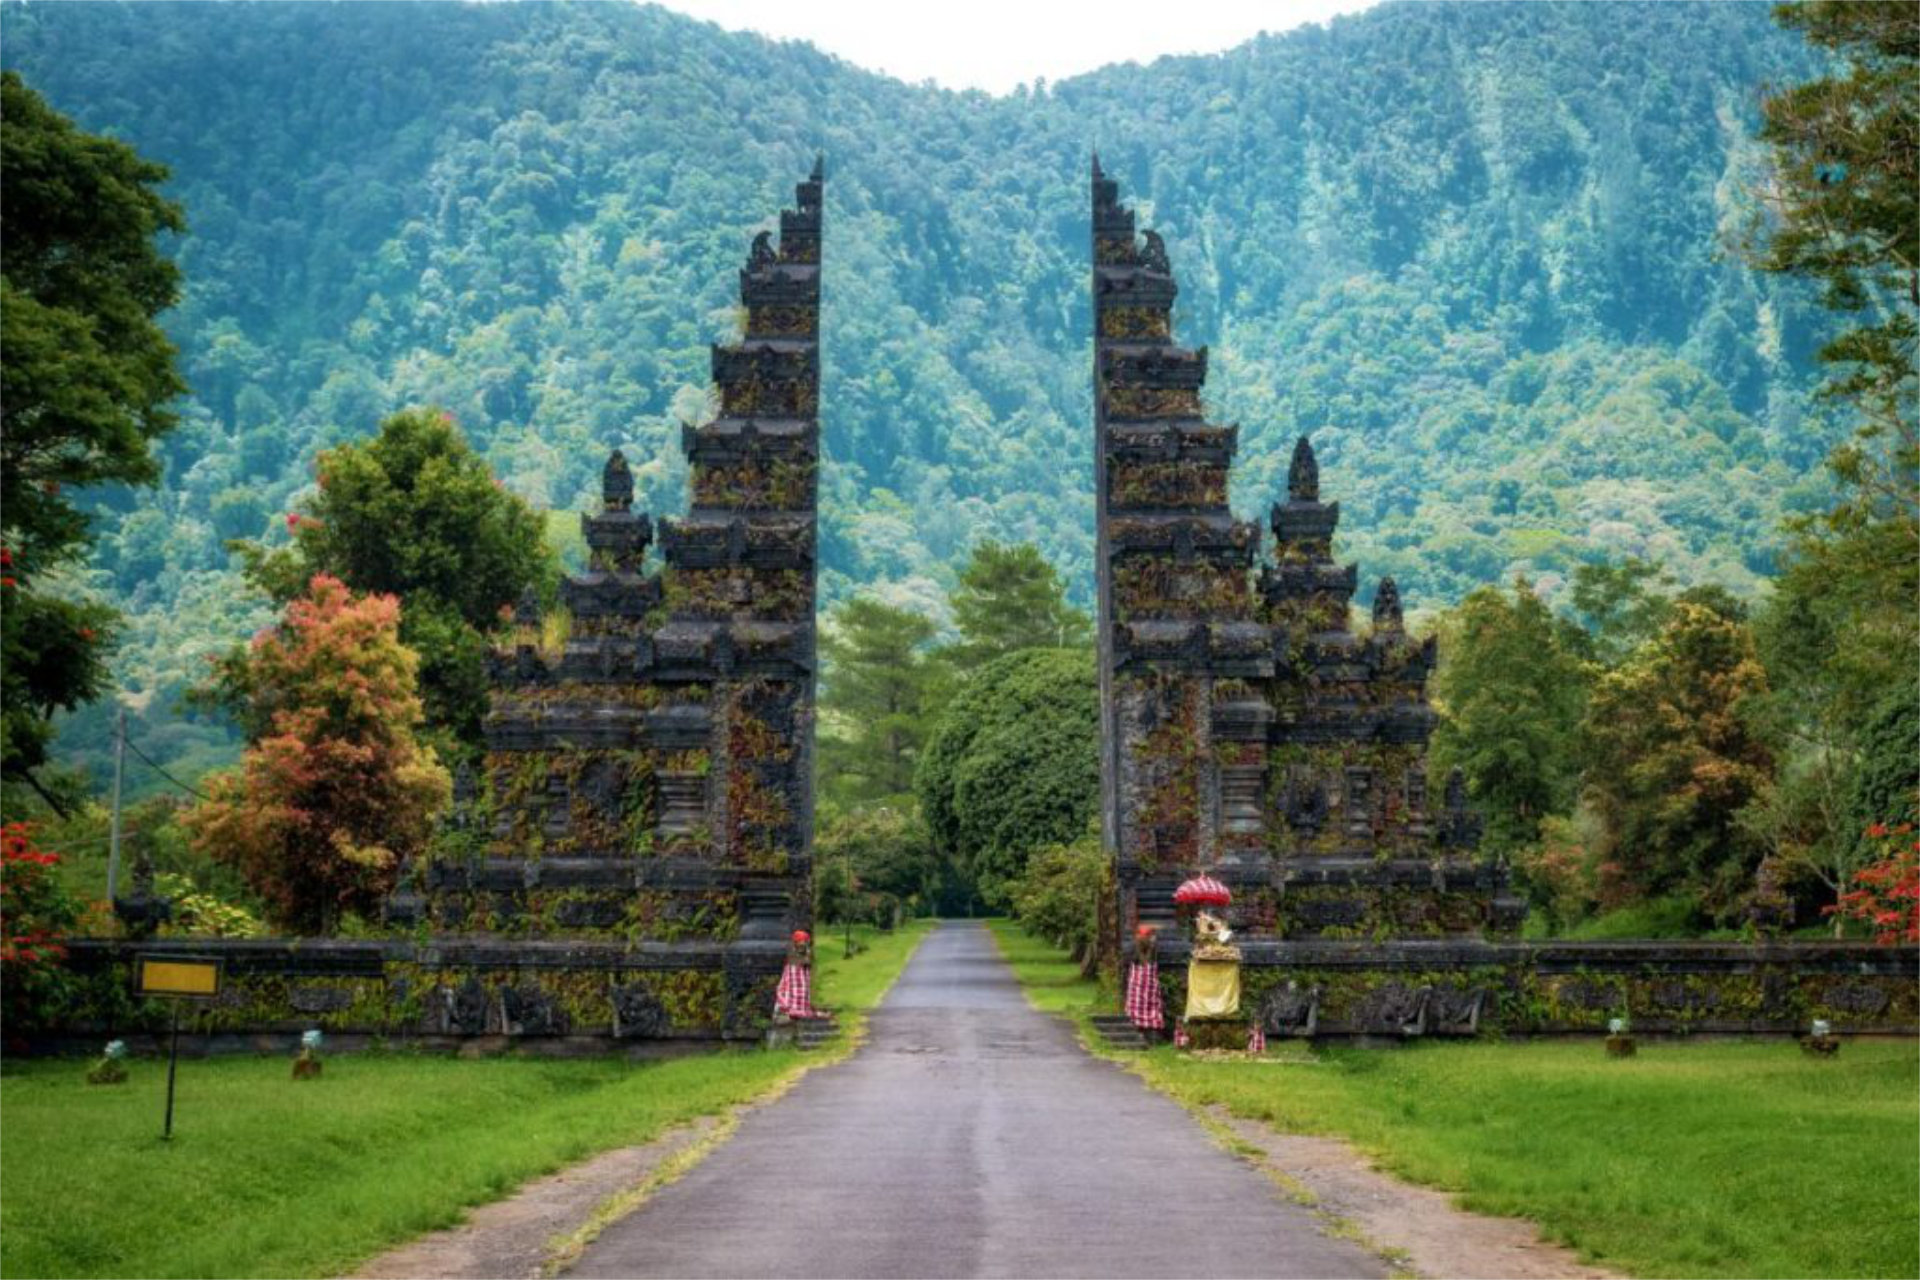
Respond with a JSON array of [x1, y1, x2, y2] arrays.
[[1803, 1018, 1840, 1058], [1606, 1016, 1636, 1058], [87, 1038, 130, 1086], [293, 1027, 325, 1080]]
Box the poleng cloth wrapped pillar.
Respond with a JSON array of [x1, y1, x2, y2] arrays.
[[775, 962, 818, 1019], [1125, 963, 1164, 1030], [775, 929, 819, 1019], [1184, 954, 1242, 1019], [1126, 924, 1164, 1031]]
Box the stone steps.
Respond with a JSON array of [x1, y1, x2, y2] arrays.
[[1090, 1014, 1149, 1050], [795, 1015, 840, 1051]]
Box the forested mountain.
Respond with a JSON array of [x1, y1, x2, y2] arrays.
[[2, 0, 1831, 782]]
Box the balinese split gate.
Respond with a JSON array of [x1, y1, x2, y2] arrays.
[[46, 159, 1918, 1049]]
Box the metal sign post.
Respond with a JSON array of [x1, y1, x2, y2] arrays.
[[134, 956, 223, 1141]]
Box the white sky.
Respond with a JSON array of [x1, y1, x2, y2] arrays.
[[651, 0, 1382, 94]]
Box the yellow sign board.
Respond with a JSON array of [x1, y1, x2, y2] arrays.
[[136, 957, 222, 1000]]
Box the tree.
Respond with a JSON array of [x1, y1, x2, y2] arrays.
[[225, 408, 550, 751], [183, 575, 450, 932], [0, 71, 185, 807], [817, 597, 949, 809], [916, 648, 1098, 911], [1431, 580, 1589, 856], [1750, 1, 1917, 460], [1750, 0, 1918, 681], [1741, 572, 1879, 927], [1582, 603, 1775, 922], [1827, 823, 1919, 946], [1562, 558, 1748, 668], [944, 541, 1091, 670], [1738, 2, 1920, 921], [1010, 833, 1106, 964], [1563, 558, 1676, 666], [812, 805, 942, 925], [1849, 690, 1920, 840], [0, 823, 82, 1040]]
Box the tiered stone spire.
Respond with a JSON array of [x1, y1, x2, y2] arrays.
[[396, 164, 824, 1037]]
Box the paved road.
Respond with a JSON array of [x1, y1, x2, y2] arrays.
[[569, 922, 1384, 1279]]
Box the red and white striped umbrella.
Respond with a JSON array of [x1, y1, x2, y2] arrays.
[[1173, 874, 1232, 907]]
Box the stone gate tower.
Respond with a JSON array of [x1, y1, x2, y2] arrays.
[[387, 161, 824, 1039], [1091, 158, 1520, 991]]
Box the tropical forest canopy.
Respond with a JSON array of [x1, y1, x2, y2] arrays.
[[0, 0, 1840, 783]]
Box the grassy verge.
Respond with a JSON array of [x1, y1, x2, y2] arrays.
[[0, 920, 932, 1279], [988, 920, 1920, 1280], [983, 918, 1116, 1018]]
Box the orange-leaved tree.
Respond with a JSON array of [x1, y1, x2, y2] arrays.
[[185, 575, 449, 932]]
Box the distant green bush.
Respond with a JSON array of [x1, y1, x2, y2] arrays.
[[916, 649, 1097, 912]]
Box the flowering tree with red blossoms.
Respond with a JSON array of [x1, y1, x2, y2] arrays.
[[1, 822, 81, 1037], [185, 575, 449, 933], [1826, 822, 1920, 945]]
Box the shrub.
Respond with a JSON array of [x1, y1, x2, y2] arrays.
[[1827, 822, 1920, 945], [1, 823, 80, 1039], [1010, 833, 1105, 962], [155, 873, 263, 938]]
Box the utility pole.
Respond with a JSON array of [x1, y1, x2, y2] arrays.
[[106, 705, 126, 903]]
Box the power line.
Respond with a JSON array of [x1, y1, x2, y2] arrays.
[[122, 737, 212, 802]]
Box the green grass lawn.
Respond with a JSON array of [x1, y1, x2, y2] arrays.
[[0, 920, 932, 1279], [987, 920, 1920, 1280]]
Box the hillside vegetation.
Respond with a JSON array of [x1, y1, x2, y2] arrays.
[[0, 0, 1831, 780]]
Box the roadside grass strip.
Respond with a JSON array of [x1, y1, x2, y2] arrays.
[[986, 920, 1920, 1280], [0, 921, 932, 1279]]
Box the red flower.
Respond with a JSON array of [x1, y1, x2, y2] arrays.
[[1, 577, 16, 589], [78, 627, 95, 641], [0, 548, 12, 567], [1866, 822, 1890, 838], [286, 513, 302, 531]]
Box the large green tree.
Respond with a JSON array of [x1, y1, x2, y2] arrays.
[[0, 71, 185, 808], [943, 542, 1091, 671], [1583, 603, 1775, 921], [1750, 0, 1917, 701], [1432, 580, 1590, 857], [817, 596, 950, 810], [1735, 0, 1919, 919], [812, 805, 944, 924], [223, 407, 550, 751], [915, 648, 1098, 911], [1751, 0, 1917, 455]]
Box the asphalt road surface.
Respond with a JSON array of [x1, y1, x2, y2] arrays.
[[568, 921, 1385, 1279]]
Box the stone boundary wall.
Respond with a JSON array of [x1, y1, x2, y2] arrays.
[[1161, 939, 1919, 1039], [48, 936, 789, 1050], [38, 935, 1915, 1051]]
